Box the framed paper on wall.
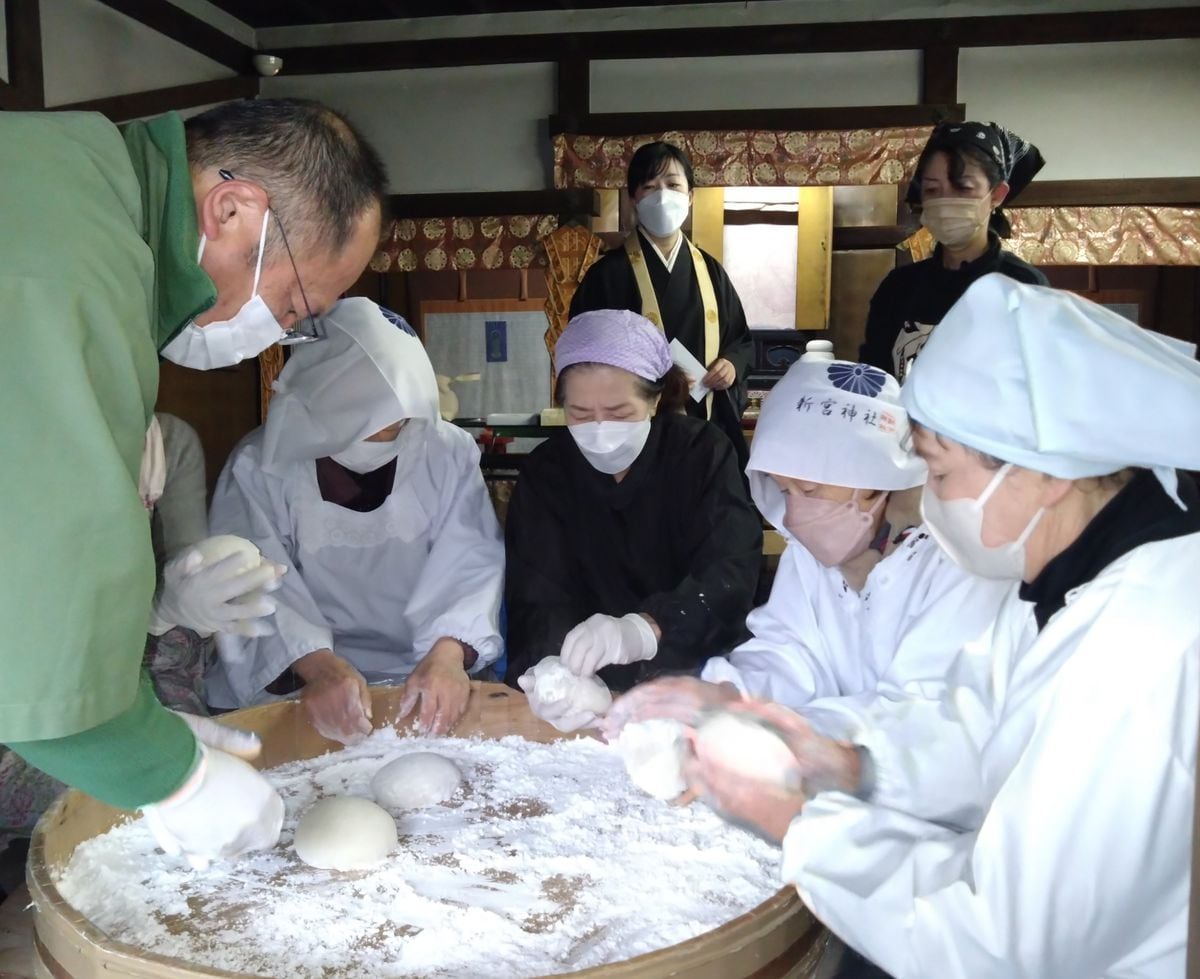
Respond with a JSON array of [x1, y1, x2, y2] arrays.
[[419, 299, 552, 420]]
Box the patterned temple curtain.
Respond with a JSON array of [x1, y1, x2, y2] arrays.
[[553, 127, 935, 190], [901, 208, 1200, 265], [371, 215, 561, 274], [1007, 206, 1200, 266]]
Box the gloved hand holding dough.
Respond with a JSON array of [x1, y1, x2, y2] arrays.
[[517, 655, 612, 732], [559, 612, 657, 677], [150, 534, 284, 638]]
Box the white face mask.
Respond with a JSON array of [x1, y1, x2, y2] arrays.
[[636, 189, 691, 238], [160, 209, 287, 370], [920, 463, 1044, 580], [331, 437, 402, 474], [919, 195, 991, 250], [569, 419, 652, 475]]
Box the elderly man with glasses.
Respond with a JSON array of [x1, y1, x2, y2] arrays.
[[0, 98, 387, 871]]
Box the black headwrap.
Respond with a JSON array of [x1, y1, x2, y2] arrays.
[[905, 121, 1045, 235]]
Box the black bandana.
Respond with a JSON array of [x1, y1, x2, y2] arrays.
[[905, 121, 1045, 207]]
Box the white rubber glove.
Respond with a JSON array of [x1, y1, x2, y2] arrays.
[[517, 668, 603, 733], [170, 711, 264, 761], [150, 545, 283, 638], [142, 747, 284, 870], [560, 612, 658, 678]]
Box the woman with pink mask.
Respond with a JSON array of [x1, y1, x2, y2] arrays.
[[606, 342, 1011, 727]]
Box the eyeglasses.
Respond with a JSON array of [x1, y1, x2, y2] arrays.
[[218, 169, 324, 345]]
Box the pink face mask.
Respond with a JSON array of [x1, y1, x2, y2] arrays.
[[782, 490, 887, 567]]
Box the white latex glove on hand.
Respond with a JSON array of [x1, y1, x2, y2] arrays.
[[150, 544, 283, 638], [142, 747, 284, 870], [170, 710, 264, 761], [517, 667, 604, 733], [560, 612, 658, 677]]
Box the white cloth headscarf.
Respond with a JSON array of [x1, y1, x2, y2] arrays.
[[262, 297, 440, 476], [748, 356, 926, 531], [902, 273, 1200, 507]]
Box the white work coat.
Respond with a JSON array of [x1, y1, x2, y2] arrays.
[[206, 421, 504, 707], [782, 532, 1200, 979], [701, 526, 1012, 713]]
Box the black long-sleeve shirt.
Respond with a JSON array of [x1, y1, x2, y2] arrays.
[[860, 237, 1047, 382], [504, 412, 762, 691]]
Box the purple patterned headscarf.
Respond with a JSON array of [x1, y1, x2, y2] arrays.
[[555, 309, 673, 382]]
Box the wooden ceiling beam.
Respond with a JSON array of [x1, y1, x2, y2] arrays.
[[93, 0, 256, 74], [1013, 178, 1200, 208], [275, 7, 1200, 74], [550, 104, 964, 136], [53, 76, 260, 123]]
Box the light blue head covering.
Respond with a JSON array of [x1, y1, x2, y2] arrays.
[[902, 274, 1200, 506]]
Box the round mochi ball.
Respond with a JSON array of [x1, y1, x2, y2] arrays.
[[617, 719, 690, 801], [192, 534, 264, 573], [292, 796, 397, 870], [371, 752, 463, 810]]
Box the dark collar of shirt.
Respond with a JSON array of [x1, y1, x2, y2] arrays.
[[1020, 469, 1200, 631], [315, 456, 397, 513], [928, 234, 1006, 282]]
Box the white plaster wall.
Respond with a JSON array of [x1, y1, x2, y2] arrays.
[[960, 39, 1200, 180], [41, 0, 234, 107], [261, 63, 558, 194], [591, 50, 921, 112]]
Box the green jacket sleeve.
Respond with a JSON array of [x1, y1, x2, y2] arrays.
[[1, 112, 159, 743], [6, 675, 199, 811]]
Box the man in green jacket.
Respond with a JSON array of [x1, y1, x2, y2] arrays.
[[0, 98, 387, 867]]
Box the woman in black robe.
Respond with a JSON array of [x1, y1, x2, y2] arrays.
[[570, 141, 754, 466], [505, 309, 762, 705]]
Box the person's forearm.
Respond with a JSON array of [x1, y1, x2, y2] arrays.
[[429, 637, 477, 670], [293, 647, 338, 682], [6, 675, 199, 811]]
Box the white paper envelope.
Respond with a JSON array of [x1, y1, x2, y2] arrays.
[[668, 338, 711, 403]]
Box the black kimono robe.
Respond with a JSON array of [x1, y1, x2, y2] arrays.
[[859, 236, 1047, 382], [569, 230, 754, 464], [504, 412, 763, 692]]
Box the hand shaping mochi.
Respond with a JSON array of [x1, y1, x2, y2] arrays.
[[694, 711, 799, 790], [617, 719, 690, 801], [192, 534, 264, 573], [371, 752, 463, 810], [529, 656, 613, 714], [293, 796, 397, 870]]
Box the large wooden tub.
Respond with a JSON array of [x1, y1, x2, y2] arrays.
[[28, 682, 827, 978]]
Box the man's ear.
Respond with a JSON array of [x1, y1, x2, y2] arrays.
[[197, 176, 269, 244]]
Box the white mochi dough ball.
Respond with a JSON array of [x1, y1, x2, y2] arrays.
[[293, 796, 397, 871], [371, 752, 463, 810], [617, 719, 690, 801], [192, 534, 264, 574], [531, 656, 613, 714]]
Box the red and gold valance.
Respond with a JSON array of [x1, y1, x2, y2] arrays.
[[370, 214, 560, 273], [1007, 206, 1200, 266], [553, 127, 934, 190]]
